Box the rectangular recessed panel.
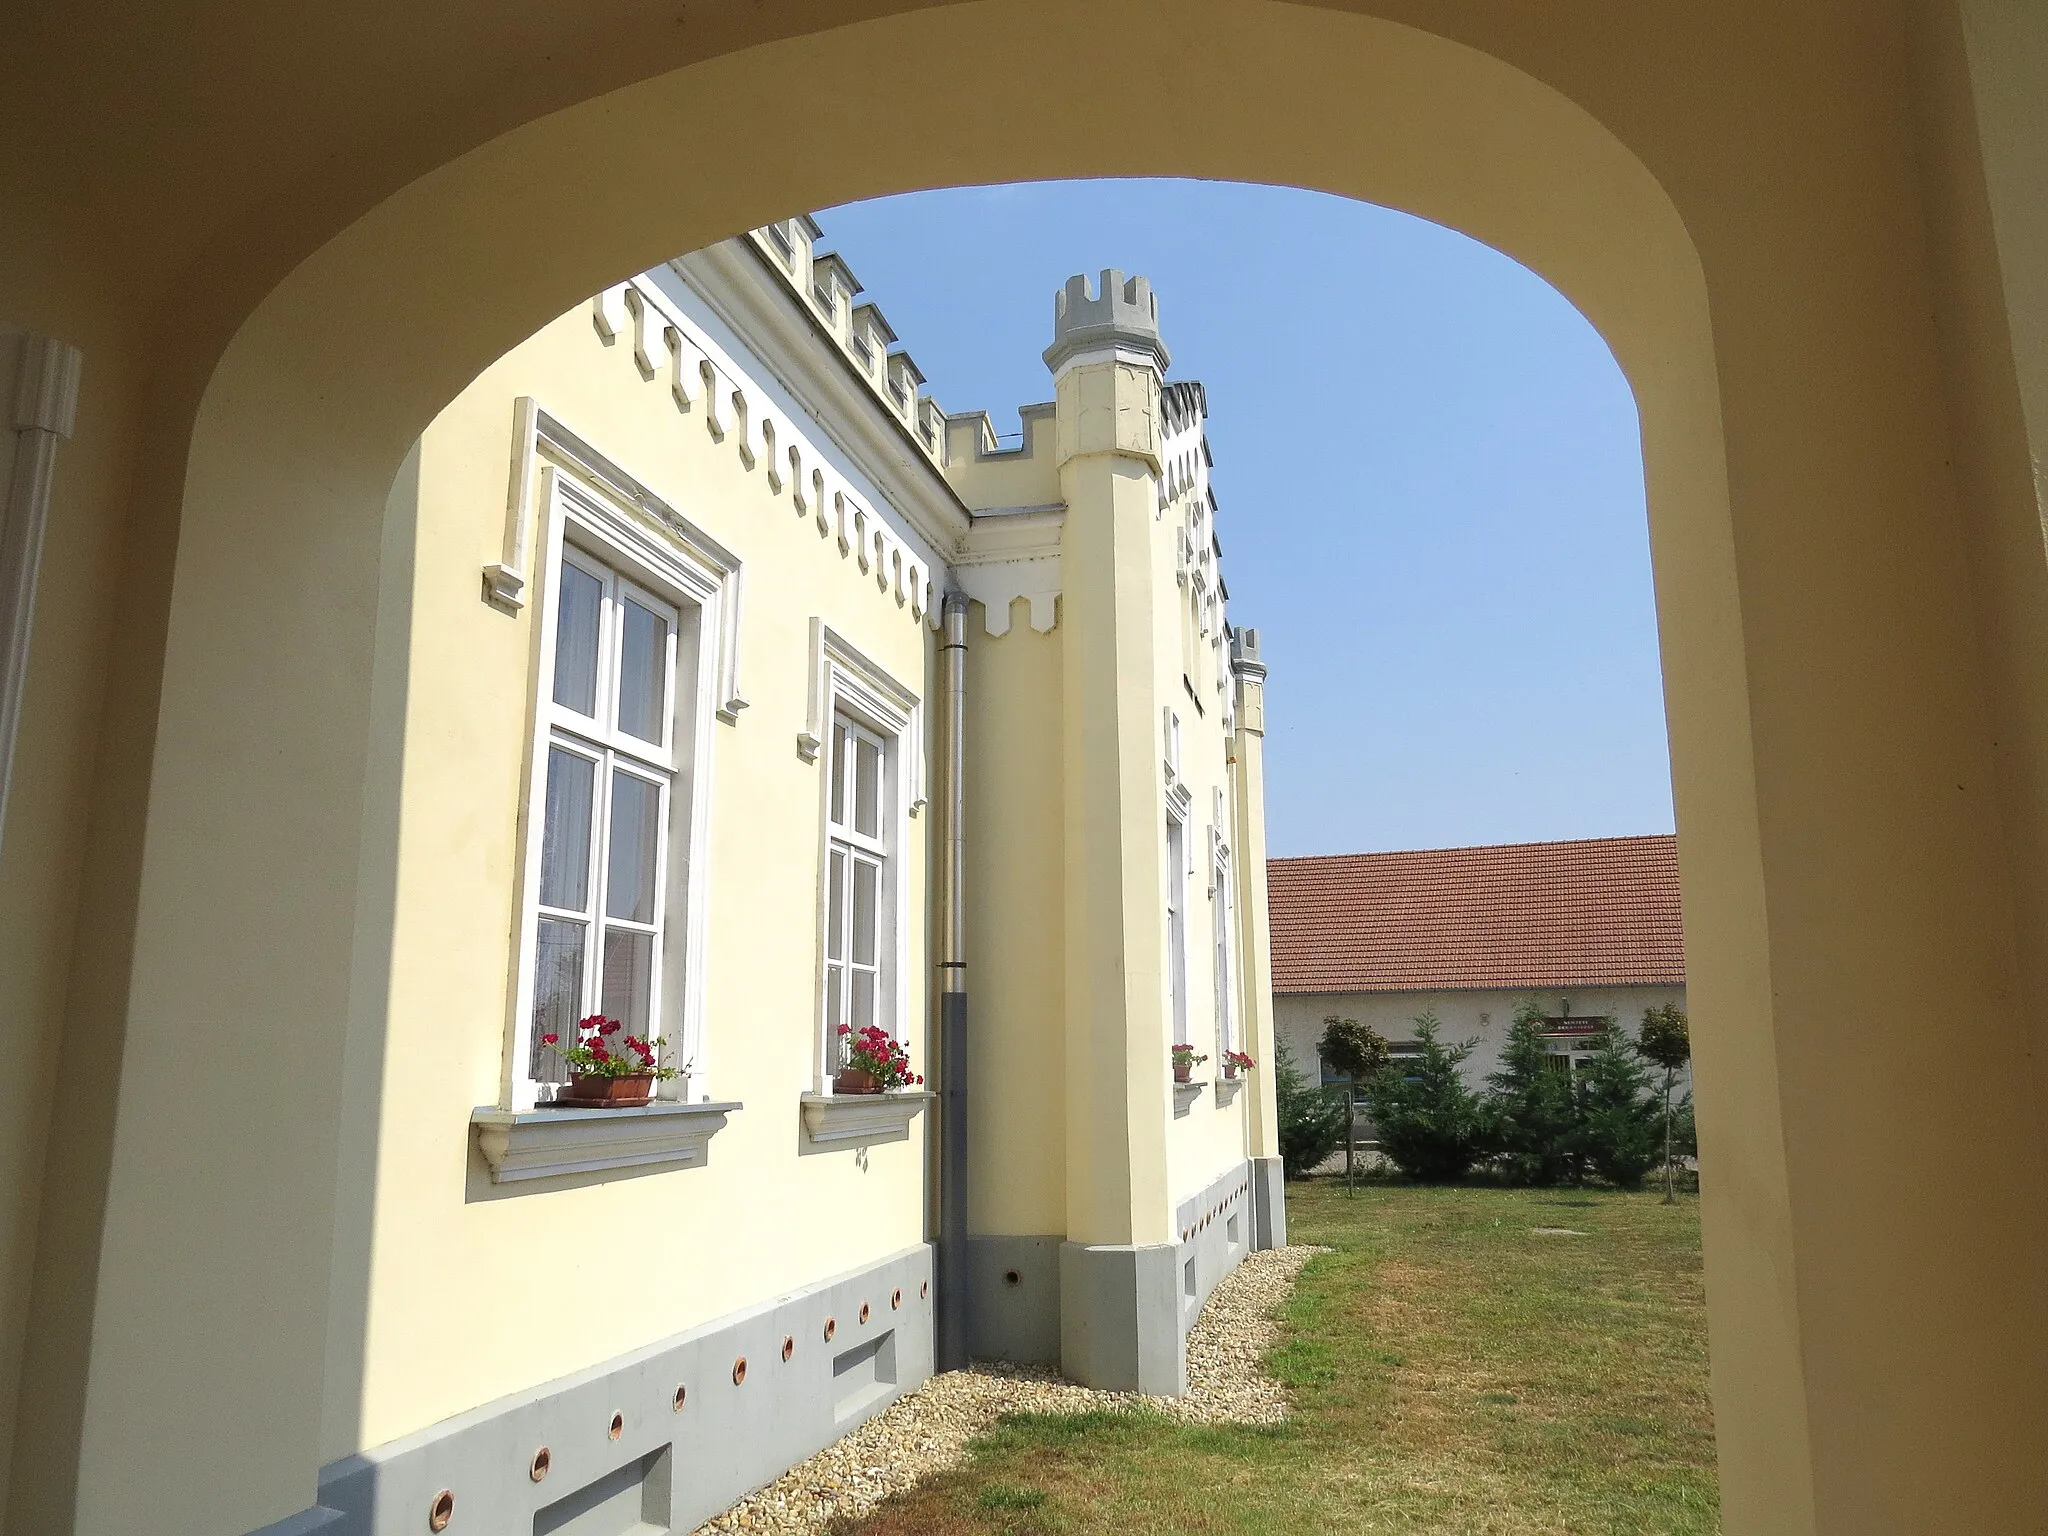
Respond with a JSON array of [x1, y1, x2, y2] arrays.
[[1227, 1214, 1241, 1248], [534, 1446, 671, 1536], [832, 1329, 897, 1425], [1184, 1256, 1198, 1299]]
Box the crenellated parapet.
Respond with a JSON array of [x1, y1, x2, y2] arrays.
[[747, 217, 948, 466]]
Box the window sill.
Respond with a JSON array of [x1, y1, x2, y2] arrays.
[[472, 1100, 741, 1184], [1213, 1076, 1244, 1105], [800, 1090, 934, 1146], [1173, 1080, 1206, 1117]]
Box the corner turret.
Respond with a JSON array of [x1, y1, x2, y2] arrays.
[[1043, 270, 1170, 376]]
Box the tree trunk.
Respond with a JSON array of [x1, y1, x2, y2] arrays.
[[1345, 1080, 1356, 1190], [1660, 1069, 1676, 1204]]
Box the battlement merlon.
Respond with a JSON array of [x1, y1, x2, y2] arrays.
[[1230, 626, 1267, 680], [1042, 270, 1170, 377]]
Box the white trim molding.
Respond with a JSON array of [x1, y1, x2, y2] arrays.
[[796, 617, 925, 814], [590, 272, 938, 631], [799, 1090, 933, 1147], [953, 506, 1063, 637], [506, 406, 749, 724], [0, 329, 82, 856], [472, 1101, 740, 1183]]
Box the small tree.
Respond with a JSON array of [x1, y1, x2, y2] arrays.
[[1637, 1003, 1693, 1203], [1274, 1035, 1347, 1179], [1318, 1017, 1390, 1187], [1578, 1022, 1664, 1190], [1485, 999, 1583, 1186], [1360, 1013, 1488, 1182]]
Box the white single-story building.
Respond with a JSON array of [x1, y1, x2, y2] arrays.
[[1269, 835, 1689, 1095]]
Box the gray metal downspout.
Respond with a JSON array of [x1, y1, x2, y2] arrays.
[[936, 591, 971, 1371]]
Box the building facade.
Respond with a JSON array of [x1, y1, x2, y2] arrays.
[[1270, 836, 1688, 1099], [212, 218, 1287, 1533]]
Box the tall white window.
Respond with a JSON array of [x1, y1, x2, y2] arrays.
[[528, 544, 684, 1089], [1213, 848, 1238, 1058], [824, 713, 892, 1054], [1166, 811, 1189, 1048]]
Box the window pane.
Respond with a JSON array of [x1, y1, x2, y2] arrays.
[[552, 561, 602, 716], [852, 856, 878, 966], [850, 968, 876, 1033], [617, 596, 669, 745], [531, 918, 585, 1079], [539, 747, 595, 911], [605, 770, 660, 923], [854, 736, 882, 838], [829, 722, 849, 827], [826, 848, 847, 961], [825, 962, 844, 1038], [601, 928, 654, 1040]]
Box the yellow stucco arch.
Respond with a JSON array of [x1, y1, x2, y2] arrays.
[[11, 3, 2048, 1534]]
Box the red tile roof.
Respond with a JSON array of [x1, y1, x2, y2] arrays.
[[1268, 835, 1684, 995]]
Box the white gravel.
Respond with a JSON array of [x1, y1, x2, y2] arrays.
[[691, 1244, 1327, 1534]]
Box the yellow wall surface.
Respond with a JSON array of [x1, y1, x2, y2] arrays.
[[962, 607, 1067, 1236], [7, 1, 2048, 1532], [345, 291, 937, 1448]]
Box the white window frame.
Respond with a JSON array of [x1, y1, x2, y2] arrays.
[[503, 438, 741, 1110], [1165, 775, 1193, 1051], [803, 619, 921, 1093], [1212, 846, 1238, 1060]]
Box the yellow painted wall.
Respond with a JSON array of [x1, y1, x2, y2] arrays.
[[346, 295, 936, 1447], [961, 605, 1066, 1236]]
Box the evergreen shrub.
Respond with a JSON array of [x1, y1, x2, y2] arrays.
[[1578, 1024, 1665, 1190], [1275, 1036, 1346, 1179], [1485, 999, 1584, 1186], [1360, 1013, 1489, 1182]]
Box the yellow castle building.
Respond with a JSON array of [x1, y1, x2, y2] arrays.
[[10, 4, 2048, 1532], [124, 216, 1283, 1532]]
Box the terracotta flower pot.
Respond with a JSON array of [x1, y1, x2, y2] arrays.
[[834, 1067, 883, 1095], [563, 1073, 655, 1107], [1173, 1062, 1193, 1084], [1222, 1062, 1239, 1080]]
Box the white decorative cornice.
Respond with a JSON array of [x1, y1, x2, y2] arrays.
[[953, 505, 1063, 636], [590, 274, 937, 630], [677, 241, 969, 559]]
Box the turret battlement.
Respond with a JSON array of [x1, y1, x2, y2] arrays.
[[1043, 270, 1170, 375], [746, 215, 948, 466]]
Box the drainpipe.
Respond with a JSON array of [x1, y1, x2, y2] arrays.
[[936, 591, 971, 1372]]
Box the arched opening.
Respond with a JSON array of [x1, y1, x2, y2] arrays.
[[16, 4, 2046, 1534]]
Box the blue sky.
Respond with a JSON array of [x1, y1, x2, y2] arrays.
[[818, 179, 1674, 857]]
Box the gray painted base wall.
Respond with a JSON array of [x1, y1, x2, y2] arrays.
[[968, 1234, 1062, 1365], [975, 1159, 1280, 1395], [251, 1245, 934, 1536]]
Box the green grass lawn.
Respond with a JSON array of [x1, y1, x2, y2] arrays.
[[839, 1181, 1718, 1536]]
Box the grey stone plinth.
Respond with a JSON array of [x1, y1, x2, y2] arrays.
[[1250, 1155, 1288, 1250], [1058, 1241, 1185, 1396], [968, 1235, 1062, 1366]]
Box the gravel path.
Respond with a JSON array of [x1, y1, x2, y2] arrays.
[[692, 1244, 1327, 1535]]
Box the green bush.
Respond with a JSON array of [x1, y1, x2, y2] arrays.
[[1579, 1025, 1665, 1190], [1275, 1035, 1347, 1178], [1485, 999, 1584, 1186], [1360, 1013, 1489, 1182]]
